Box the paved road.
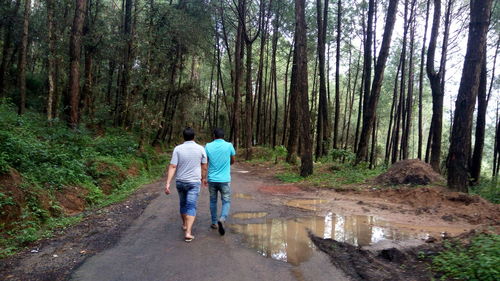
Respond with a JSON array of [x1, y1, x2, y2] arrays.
[[72, 166, 350, 281]]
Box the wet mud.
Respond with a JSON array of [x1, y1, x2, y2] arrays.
[[233, 193, 254, 199], [310, 235, 436, 281], [232, 212, 268, 219], [229, 211, 461, 267]]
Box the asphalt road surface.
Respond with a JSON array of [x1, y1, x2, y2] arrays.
[[71, 166, 350, 281]]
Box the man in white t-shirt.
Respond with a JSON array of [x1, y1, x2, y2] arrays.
[[165, 127, 207, 242]]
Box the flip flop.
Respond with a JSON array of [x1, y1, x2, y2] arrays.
[[210, 224, 218, 229], [184, 236, 194, 242]]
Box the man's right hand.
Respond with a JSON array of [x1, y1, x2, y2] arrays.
[[165, 183, 171, 195]]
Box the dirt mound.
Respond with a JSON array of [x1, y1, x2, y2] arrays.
[[375, 159, 443, 185], [370, 187, 500, 225], [55, 186, 88, 215], [0, 169, 25, 228], [310, 234, 434, 281]]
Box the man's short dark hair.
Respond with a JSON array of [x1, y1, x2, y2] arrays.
[[183, 127, 195, 141], [213, 128, 224, 139]]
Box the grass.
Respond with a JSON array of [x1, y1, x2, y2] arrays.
[[0, 102, 169, 257], [275, 162, 384, 189], [470, 178, 499, 204], [432, 234, 500, 281], [0, 215, 83, 257], [246, 146, 385, 189]]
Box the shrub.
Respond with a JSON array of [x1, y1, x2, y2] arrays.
[[432, 234, 500, 281]]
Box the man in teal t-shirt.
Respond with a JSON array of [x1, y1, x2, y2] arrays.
[[204, 128, 235, 236]]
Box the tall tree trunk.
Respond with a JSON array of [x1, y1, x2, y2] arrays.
[[244, 42, 253, 159], [293, 0, 312, 176], [385, 56, 402, 164], [344, 53, 360, 151], [232, 0, 245, 148], [469, 48, 489, 183], [64, 0, 87, 128], [426, 0, 442, 171], [0, 0, 20, 98], [402, 0, 416, 160], [392, 0, 409, 163], [315, 0, 330, 159], [116, 0, 134, 127], [17, 0, 30, 115], [471, 37, 499, 183], [358, 0, 374, 155], [417, 0, 430, 160], [426, 0, 451, 172], [281, 43, 293, 146], [494, 104, 500, 178], [356, 0, 399, 163], [271, 5, 280, 148], [333, 0, 341, 149], [447, 0, 492, 192], [46, 0, 56, 120]]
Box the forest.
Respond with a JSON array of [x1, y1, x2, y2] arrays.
[[0, 0, 499, 280], [1, 0, 498, 189]]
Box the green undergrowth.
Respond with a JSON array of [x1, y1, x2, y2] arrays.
[[276, 162, 384, 189], [470, 179, 499, 204], [432, 234, 500, 281], [247, 147, 385, 189], [0, 103, 168, 257]]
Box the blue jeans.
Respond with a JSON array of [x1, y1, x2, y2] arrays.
[[208, 182, 231, 224], [176, 181, 200, 216]]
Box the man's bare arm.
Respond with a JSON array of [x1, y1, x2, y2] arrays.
[[201, 163, 208, 186], [165, 164, 177, 195], [230, 156, 235, 165]]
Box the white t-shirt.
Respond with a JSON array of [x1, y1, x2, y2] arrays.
[[170, 141, 207, 182]]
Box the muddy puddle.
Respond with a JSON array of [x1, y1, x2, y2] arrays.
[[285, 199, 329, 211], [231, 212, 464, 266], [233, 212, 268, 219], [234, 193, 254, 199]]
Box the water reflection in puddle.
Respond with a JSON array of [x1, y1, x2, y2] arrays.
[[285, 199, 329, 211], [234, 193, 254, 199], [231, 212, 443, 266], [233, 212, 268, 219]]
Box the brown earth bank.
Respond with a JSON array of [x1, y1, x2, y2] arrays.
[[238, 162, 500, 230], [310, 234, 436, 281], [0, 180, 161, 281], [237, 161, 499, 280], [310, 228, 496, 281]]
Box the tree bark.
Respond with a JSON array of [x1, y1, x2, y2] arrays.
[[333, 0, 341, 150], [356, 0, 399, 163], [417, 0, 430, 160], [116, 0, 134, 126], [293, 0, 312, 177], [64, 0, 87, 128], [17, 0, 30, 115], [401, 0, 416, 160], [0, 0, 20, 99], [358, 0, 374, 156], [315, 0, 330, 159], [494, 105, 500, 178], [447, 0, 493, 192], [46, 0, 56, 120]]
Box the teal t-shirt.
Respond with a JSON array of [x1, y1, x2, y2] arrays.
[[205, 139, 236, 183]]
